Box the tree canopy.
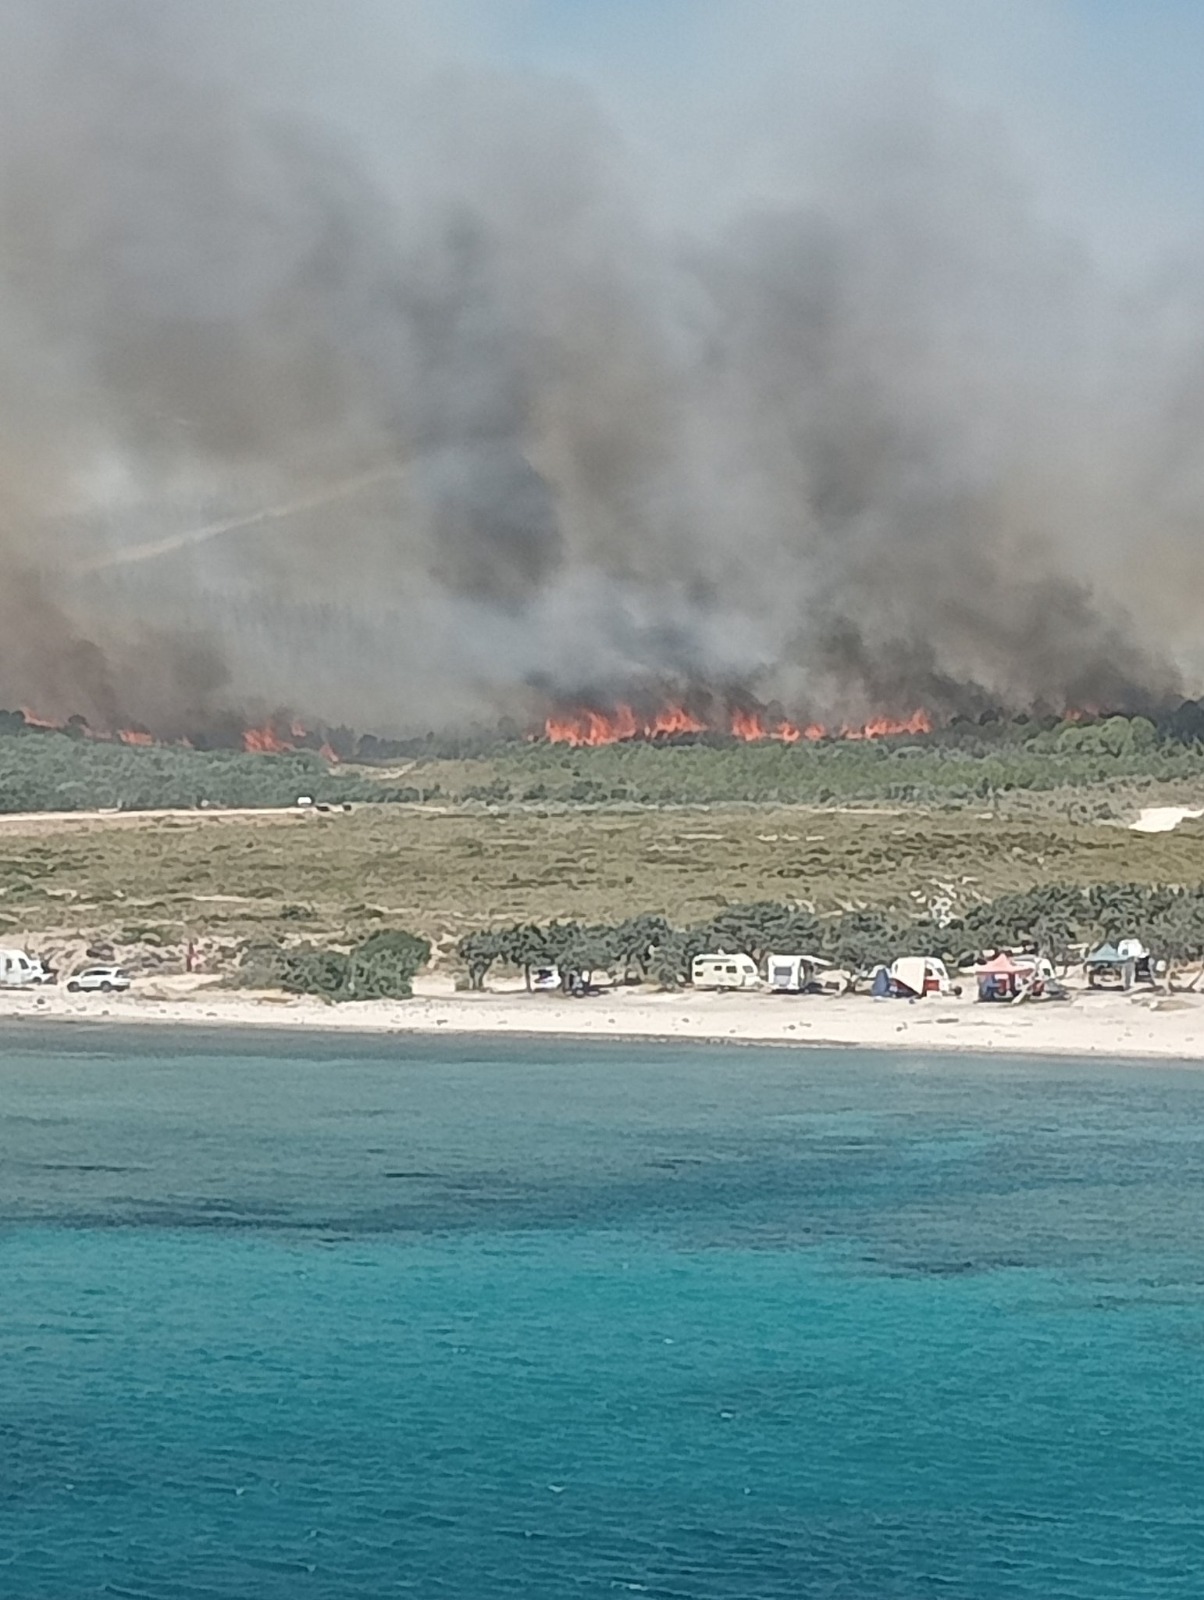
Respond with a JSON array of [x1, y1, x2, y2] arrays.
[[458, 883, 1204, 989]]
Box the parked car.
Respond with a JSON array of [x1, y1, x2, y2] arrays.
[[67, 966, 132, 994]]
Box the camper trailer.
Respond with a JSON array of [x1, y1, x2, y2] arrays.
[[691, 953, 760, 990], [0, 949, 42, 988], [882, 956, 960, 999], [765, 954, 828, 993]]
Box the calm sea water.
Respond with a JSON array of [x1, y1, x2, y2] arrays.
[[3, 1029, 1204, 1598]]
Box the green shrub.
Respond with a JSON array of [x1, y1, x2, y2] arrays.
[[233, 928, 431, 1001]]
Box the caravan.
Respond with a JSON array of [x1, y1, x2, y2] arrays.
[[765, 954, 829, 993], [0, 949, 45, 988], [691, 953, 760, 990]]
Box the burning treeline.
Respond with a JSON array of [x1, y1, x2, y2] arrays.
[[11, 696, 1204, 770], [0, 3, 1200, 740], [542, 703, 932, 748]]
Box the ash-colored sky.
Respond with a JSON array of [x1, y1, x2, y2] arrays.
[[488, 0, 1204, 276], [4, 0, 1203, 732]]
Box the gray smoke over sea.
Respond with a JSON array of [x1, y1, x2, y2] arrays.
[[0, 0, 1200, 736]]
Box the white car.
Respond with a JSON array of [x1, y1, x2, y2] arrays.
[[67, 966, 132, 994]]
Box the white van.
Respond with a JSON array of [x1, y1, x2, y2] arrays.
[[691, 952, 760, 990], [0, 949, 42, 988], [766, 954, 828, 993]]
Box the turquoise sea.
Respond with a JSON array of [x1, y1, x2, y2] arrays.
[[3, 1030, 1204, 1598]]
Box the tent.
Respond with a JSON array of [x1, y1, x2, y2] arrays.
[[891, 956, 928, 998], [871, 958, 957, 999], [975, 951, 1025, 1002], [889, 956, 958, 997], [1085, 942, 1137, 990], [977, 952, 1024, 974], [1085, 943, 1123, 965]]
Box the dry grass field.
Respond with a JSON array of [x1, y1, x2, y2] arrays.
[[3, 802, 1204, 969]]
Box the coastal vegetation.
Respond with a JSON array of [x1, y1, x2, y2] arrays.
[[232, 929, 431, 1001], [4, 710, 1204, 817], [407, 715, 1204, 817], [456, 883, 1204, 991], [5, 708, 1204, 988], [0, 722, 426, 813], [5, 802, 1204, 981]]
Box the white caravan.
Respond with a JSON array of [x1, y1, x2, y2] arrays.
[[0, 949, 42, 988], [765, 954, 829, 993], [691, 952, 760, 990]]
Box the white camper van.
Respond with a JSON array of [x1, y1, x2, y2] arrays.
[[691, 952, 760, 990], [765, 954, 828, 993], [0, 949, 42, 988]]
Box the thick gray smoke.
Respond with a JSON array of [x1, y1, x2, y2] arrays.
[[0, 0, 1198, 734]]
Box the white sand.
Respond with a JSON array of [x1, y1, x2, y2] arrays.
[[2, 976, 1202, 1061], [1130, 806, 1204, 833]]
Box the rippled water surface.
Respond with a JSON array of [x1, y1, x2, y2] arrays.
[[3, 1028, 1204, 1598]]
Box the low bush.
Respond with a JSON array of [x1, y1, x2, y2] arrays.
[[232, 928, 431, 1001]]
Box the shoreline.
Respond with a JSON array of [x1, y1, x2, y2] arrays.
[[2, 982, 1203, 1063]]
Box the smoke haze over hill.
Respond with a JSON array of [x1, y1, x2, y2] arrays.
[[0, 0, 1202, 736]]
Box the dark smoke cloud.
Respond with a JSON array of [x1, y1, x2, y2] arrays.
[[0, 0, 1197, 733]]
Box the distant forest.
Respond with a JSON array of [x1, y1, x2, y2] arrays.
[[3, 709, 1204, 813], [0, 722, 426, 813]]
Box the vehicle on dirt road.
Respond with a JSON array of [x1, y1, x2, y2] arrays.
[[67, 966, 132, 994]]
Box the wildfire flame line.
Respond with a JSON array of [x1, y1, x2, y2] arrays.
[[15, 709, 339, 761], [542, 704, 934, 747], [12, 701, 936, 759]]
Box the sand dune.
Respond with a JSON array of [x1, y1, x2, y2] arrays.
[[1130, 806, 1204, 833]]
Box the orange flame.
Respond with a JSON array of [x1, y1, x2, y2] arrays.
[[242, 723, 295, 755], [18, 706, 59, 730], [15, 707, 335, 760], [544, 703, 710, 746], [840, 710, 934, 740], [729, 708, 816, 743], [544, 703, 936, 746]]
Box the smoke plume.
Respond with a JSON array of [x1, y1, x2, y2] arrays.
[[0, 0, 1199, 735]]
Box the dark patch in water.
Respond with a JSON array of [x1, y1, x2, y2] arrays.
[[37, 1163, 143, 1174]]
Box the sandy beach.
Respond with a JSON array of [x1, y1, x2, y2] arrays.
[[1, 974, 1202, 1061]]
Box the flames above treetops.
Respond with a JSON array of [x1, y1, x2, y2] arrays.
[[12, 709, 340, 761], [8, 698, 939, 759], [541, 703, 935, 747]]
